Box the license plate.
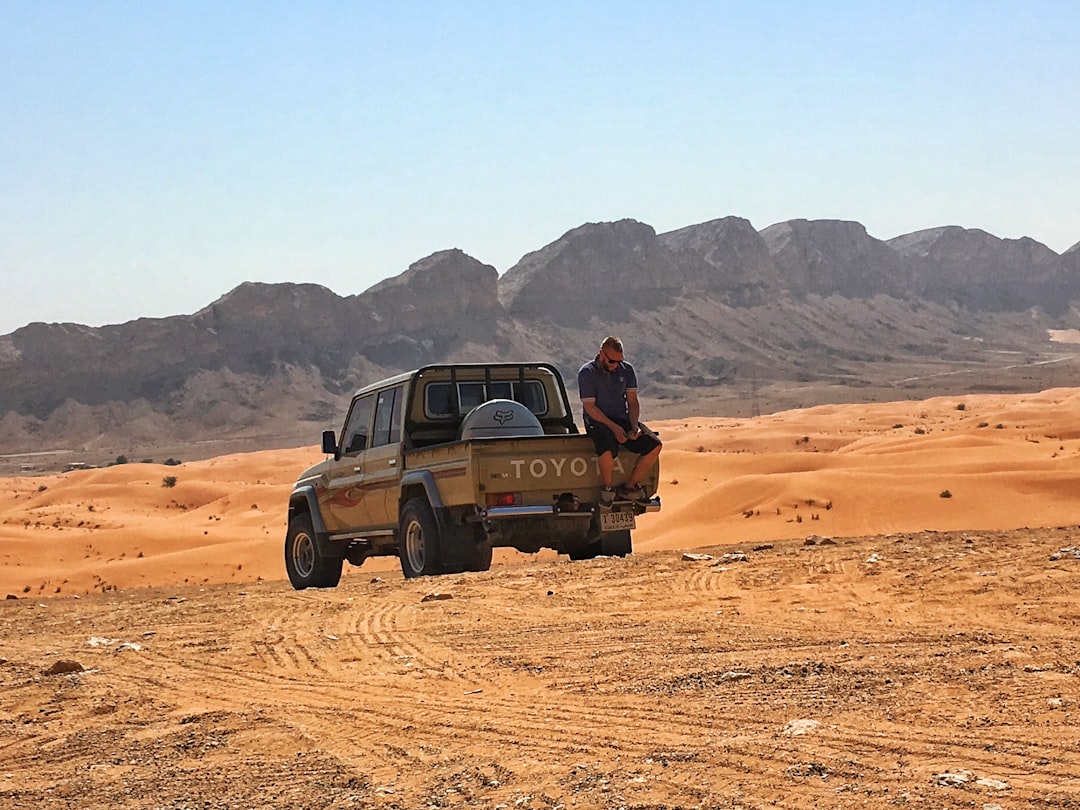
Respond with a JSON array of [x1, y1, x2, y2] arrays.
[[600, 510, 636, 532]]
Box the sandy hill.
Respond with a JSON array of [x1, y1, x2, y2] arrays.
[[5, 388, 1080, 598]]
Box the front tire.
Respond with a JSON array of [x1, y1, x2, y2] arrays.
[[399, 498, 443, 578], [285, 513, 343, 590]]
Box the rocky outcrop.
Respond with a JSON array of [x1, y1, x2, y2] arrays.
[[658, 217, 780, 305], [759, 219, 908, 298], [888, 226, 1069, 311], [497, 220, 683, 323], [352, 249, 503, 366]]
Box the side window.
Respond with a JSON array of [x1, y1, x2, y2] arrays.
[[372, 386, 402, 447], [425, 383, 453, 418], [341, 395, 374, 455]]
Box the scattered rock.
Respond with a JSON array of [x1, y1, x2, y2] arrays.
[[1048, 698, 1065, 709], [976, 777, 1010, 791], [720, 552, 747, 563], [932, 769, 974, 787], [421, 592, 453, 602], [43, 659, 84, 676], [805, 534, 834, 546], [1050, 547, 1080, 561], [682, 553, 713, 561], [5, 594, 17, 600], [781, 719, 821, 736], [865, 553, 882, 564]]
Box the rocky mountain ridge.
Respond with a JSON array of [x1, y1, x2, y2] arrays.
[[2, 215, 1079, 470]]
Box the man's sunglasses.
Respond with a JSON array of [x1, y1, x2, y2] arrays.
[[600, 350, 621, 367]]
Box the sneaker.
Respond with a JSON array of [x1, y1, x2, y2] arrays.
[[598, 487, 616, 507], [618, 484, 650, 504]]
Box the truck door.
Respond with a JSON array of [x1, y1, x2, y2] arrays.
[[362, 385, 404, 529], [321, 393, 375, 533]]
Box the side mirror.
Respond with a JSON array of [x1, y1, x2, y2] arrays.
[[322, 430, 339, 459]]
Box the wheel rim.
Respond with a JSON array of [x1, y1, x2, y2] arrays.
[[291, 530, 316, 577], [404, 517, 426, 572]]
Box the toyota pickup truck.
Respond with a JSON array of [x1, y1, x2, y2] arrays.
[[285, 362, 661, 588]]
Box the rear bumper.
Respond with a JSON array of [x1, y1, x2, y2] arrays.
[[483, 496, 661, 520]]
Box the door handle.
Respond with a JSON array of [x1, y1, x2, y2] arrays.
[[388, 459, 397, 466], [353, 466, 363, 472]]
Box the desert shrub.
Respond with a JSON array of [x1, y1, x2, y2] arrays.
[[162, 476, 178, 489], [939, 489, 952, 499]]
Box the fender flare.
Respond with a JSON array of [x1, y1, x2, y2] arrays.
[[287, 486, 338, 557], [399, 470, 447, 524]]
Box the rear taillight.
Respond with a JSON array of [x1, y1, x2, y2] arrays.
[[485, 492, 521, 508]]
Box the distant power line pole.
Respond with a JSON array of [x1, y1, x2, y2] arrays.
[[749, 366, 761, 418]]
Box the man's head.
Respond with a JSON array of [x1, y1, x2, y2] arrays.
[[598, 336, 624, 371]]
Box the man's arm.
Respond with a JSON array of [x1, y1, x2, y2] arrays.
[[582, 399, 627, 443], [626, 390, 642, 438]]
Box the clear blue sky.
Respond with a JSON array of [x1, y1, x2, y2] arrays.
[[2, 1, 1078, 335]]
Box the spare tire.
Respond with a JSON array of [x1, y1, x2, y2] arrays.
[[459, 399, 544, 440]]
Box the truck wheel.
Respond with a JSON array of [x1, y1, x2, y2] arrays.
[[600, 530, 633, 557], [570, 531, 633, 561], [399, 498, 442, 578], [285, 513, 343, 590], [441, 522, 493, 574], [568, 542, 601, 561], [470, 543, 493, 572]]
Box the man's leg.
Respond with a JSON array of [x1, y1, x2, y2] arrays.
[[626, 443, 661, 488], [597, 450, 615, 488]]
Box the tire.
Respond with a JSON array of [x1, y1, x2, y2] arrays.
[[285, 513, 343, 590], [570, 530, 633, 561], [399, 498, 443, 578], [441, 521, 493, 574], [568, 542, 601, 561], [600, 530, 633, 557]]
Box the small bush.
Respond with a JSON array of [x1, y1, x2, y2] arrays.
[[939, 489, 952, 499], [162, 476, 178, 489]]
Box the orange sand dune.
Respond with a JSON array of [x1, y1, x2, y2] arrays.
[[4, 388, 1080, 597]]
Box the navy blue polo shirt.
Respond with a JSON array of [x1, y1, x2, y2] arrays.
[[577, 358, 638, 424]]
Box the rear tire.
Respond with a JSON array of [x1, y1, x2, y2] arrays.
[[285, 513, 343, 590], [399, 498, 442, 578], [600, 530, 632, 557], [569, 530, 633, 561], [441, 520, 493, 574]]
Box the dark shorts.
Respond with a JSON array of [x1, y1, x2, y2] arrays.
[[585, 420, 662, 458]]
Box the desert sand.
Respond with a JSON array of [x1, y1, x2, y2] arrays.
[[3, 390, 1080, 807]]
